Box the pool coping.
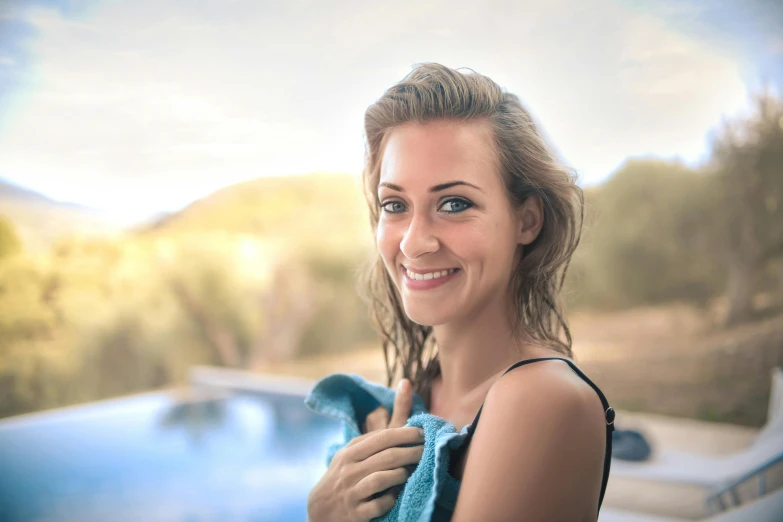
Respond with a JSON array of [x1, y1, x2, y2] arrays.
[[190, 365, 315, 398], [0, 367, 316, 429]]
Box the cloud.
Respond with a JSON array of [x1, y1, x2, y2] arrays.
[[0, 0, 766, 216]]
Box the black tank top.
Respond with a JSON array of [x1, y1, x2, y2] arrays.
[[461, 357, 615, 516]]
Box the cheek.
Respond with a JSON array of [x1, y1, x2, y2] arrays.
[[449, 221, 492, 259], [453, 219, 515, 268], [376, 223, 399, 270]]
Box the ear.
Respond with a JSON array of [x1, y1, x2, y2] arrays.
[[516, 194, 544, 246]]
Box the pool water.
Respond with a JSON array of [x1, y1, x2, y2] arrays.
[[0, 387, 342, 522]]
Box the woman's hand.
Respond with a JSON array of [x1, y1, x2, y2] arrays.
[[363, 378, 414, 433], [307, 379, 420, 522]]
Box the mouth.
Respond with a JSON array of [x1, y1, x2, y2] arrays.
[[402, 266, 460, 281], [401, 265, 461, 290]]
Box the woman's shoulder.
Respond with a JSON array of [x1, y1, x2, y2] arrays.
[[486, 356, 606, 429], [451, 357, 606, 519]]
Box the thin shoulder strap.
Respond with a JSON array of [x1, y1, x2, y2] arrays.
[[463, 357, 615, 515]]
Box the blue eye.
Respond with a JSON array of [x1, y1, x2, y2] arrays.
[[379, 198, 473, 215], [380, 201, 406, 214], [440, 198, 473, 214]]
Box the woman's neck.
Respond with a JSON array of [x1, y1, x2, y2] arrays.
[[431, 296, 531, 406]]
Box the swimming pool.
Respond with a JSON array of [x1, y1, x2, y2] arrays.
[[0, 370, 342, 522]]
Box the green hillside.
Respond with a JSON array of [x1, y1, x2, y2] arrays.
[[141, 172, 373, 257]]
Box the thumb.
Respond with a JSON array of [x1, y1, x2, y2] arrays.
[[389, 378, 413, 428]]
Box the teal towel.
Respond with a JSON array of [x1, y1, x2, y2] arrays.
[[304, 373, 469, 522]]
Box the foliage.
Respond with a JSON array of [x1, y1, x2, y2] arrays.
[[567, 159, 725, 309], [0, 173, 379, 417], [0, 216, 22, 259], [705, 91, 783, 324], [0, 255, 68, 417], [567, 88, 783, 318], [297, 249, 379, 357], [144, 172, 372, 255]]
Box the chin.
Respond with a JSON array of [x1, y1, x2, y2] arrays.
[[401, 303, 453, 327]]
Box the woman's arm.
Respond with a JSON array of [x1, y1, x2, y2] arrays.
[[451, 362, 606, 522]]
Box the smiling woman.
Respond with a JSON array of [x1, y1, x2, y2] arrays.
[[305, 63, 614, 522], [375, 119, 541, 333]]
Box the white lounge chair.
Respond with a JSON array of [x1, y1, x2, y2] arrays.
[[759, 366, 783, 443], [599, 487, 783, 522], [610, 367, 783, 488], [598, 509, 683, 522]]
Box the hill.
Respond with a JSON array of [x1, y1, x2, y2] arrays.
[[141, 172, 373, 257], [0, 178, 129, 252]]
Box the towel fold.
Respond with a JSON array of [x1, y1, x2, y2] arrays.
[[304, 373, 469, 522]]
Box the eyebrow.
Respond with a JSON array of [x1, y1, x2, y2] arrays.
[[378, 181, 484, 193]]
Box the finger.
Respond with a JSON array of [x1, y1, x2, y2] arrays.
[[354, 467, 409, 500], [365, 405, 390, 433], [346, 430, 377, 448], [389, 379, 413, 428], [348, 427, 424, 462], [345, 424, 421, 452], [361, 444, 424, 474], [357, 491, 397, 521]]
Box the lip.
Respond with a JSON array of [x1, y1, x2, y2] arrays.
[[401, 265, 461, 291], [403, 265, 459, 275]]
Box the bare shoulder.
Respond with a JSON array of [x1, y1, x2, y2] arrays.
[[482, 358, 607, 469], [451, 359, 607, 521], [488, 358, 606, 424]]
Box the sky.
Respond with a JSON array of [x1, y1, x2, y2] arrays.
[[0, 0, 781, 220]]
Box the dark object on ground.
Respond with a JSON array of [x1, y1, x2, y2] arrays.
[[612, 429, 652, 461]]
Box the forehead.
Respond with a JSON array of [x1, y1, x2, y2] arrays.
[[379, 120, 499, 189]]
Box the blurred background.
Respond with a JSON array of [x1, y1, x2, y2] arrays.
[[0, 0, 782, 521]]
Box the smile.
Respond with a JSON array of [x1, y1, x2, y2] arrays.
[[405, 268, 458, 280], [401, 266, 461, 290]]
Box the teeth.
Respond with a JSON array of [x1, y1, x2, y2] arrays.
[[405, 268, 457, 281]]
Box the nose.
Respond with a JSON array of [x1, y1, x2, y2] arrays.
[[400, 212, 439, 260]]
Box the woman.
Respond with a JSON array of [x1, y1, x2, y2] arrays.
[[307, 63, 614, 521]]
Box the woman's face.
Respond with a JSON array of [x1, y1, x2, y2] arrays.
[[376, 119, 539, 327]]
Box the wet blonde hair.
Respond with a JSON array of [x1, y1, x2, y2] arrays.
[[357, 63, 583, 403]]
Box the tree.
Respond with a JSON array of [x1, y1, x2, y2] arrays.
[[0, 216, 22, 259], [708, 90, 783, 325], [162, 236, 320, 369], [568, 158, 722, 309]]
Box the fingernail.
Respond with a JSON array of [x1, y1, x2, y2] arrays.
[[418, 428, 425, 438]]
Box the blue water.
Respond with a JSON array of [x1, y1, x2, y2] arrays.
[[0, 388, 342, 522]]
